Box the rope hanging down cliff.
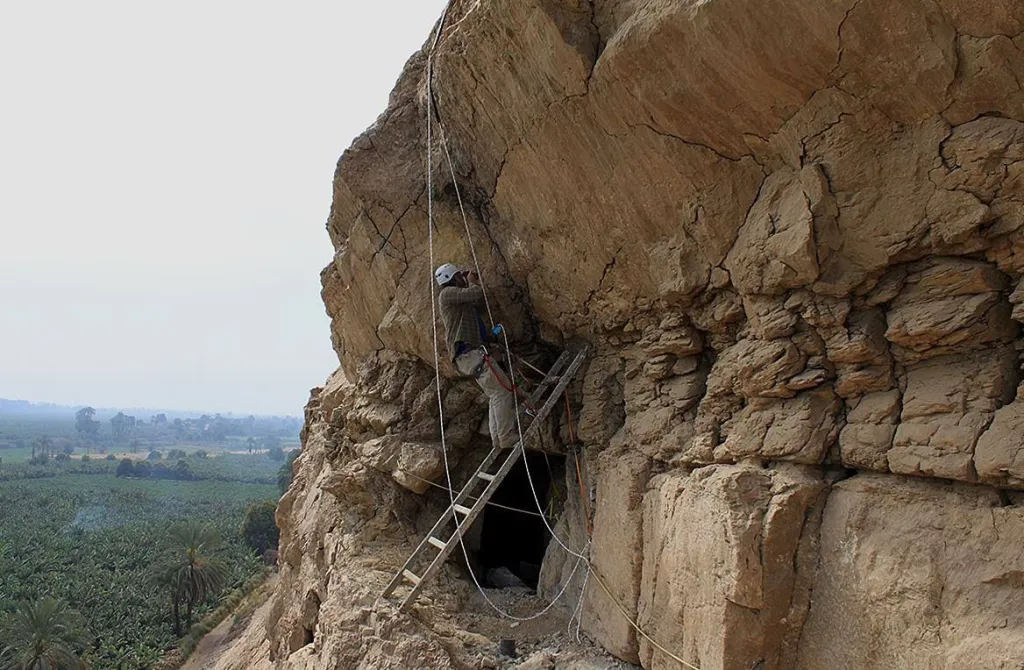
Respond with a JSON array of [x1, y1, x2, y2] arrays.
[[423, 8, 589, 624], [437, 102, 701, 670], [421, 6, 698, 668]]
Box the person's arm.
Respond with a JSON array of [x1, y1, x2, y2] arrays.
[[440, 285, 484, 306]]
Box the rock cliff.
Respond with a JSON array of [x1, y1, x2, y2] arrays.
[[218, 1, 1024, 668]]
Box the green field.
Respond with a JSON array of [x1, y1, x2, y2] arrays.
[[0, 450, 289, 485], [0, 409, 301, 457], [0, 474, 278, 668], [0, 416, 76, 443], [0, 445, 37, 462]]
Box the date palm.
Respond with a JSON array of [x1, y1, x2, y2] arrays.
[[153, 522, 229, 635], [0, 597, 90, 670]]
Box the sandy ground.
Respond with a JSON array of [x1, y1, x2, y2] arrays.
[[452, 585, 638, 668], [179, 575, 279, 670], [180, 617, 237, 670]]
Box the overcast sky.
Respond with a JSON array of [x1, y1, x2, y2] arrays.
[[0, 0, 447, 416]]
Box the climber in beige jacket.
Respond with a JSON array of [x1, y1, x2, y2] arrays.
[[435, 263, 518, 451]]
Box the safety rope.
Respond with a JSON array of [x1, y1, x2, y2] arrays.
[[434, 106, 701, 670], [419, 5, 700, 665], [513, 353, 550, 379], [400, 471, 545, 518], [423, 4, 587, 623], [568, 564, 591, 642], [590, 569, 701, 670], [482, 353, 537, 411], [438, 119, 494, 327]]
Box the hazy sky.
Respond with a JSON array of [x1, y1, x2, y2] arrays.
[[0, 1, 448, 416]]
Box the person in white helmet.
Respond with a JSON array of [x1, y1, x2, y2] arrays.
[[435, 263, 518, 451]]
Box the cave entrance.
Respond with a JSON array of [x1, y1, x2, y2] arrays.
[[476, 451, 565, 590]]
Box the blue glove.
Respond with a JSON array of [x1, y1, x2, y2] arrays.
[[492, 324, 504, 337]]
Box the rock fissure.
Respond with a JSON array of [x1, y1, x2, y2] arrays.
[[630, 121, 747, 164], [828, 0, 865, 83], [582, 247, 622, 317]]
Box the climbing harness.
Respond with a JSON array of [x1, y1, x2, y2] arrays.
[[452, 345, 489, 379], [482, 349, 537, 411], [454, 343, 539, 412]]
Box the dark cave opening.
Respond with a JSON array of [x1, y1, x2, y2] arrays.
[[475, 451, 565, 590]]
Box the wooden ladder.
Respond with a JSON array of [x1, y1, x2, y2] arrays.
[[380, 346, 588, 611]]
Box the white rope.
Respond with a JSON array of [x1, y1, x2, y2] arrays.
[[423, 5, 586, 622], [425, 1, 461, 572], [429, 2, 452, 52], [419, 6, 700, 666], [438, 121, 494, 326], [435, 103, 592, 571], [568, 563, 591, 642], [434, 96, 589, 563], [433, 96, 700, 670]]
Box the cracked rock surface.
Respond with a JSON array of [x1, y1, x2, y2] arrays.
[[219, 1, 1024, 669]]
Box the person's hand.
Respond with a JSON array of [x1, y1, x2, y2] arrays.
[[466, 270, 480, 285]]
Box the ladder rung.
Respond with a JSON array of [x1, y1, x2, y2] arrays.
[[428, 536, 447, 551], [477, 472, 495, 482], [402, 570, 421, 585], [453, 504, 473, 516]]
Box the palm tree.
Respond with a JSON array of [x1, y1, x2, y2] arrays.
[[0, 597, 90, 670], [153, 523, 229, 635], [31, 437, 53, 461], [38, 437, 53, 460]]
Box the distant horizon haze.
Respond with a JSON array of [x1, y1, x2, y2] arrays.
[[0, 397, 301, 420], [0, 1, 449, 415]]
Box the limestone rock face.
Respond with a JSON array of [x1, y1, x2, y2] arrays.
[[797, 475, 1024, 669], [889, 347, 1017, 482], [220, 0, 1024, 668]]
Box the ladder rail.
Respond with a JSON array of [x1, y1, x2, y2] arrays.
[[381, 347, 588, 608], [381, 448, 500, 597], [396, 446, 526, 610], [382, 443, 517, 598]]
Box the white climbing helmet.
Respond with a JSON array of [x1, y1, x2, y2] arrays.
[[434, 263, 461, 286]]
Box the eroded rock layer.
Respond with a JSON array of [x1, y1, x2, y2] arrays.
[[221, 1, 1024, 668]]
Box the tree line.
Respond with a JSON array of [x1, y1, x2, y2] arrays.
[[74, 407, 300, 445]]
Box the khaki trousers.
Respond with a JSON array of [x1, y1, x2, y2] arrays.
[[455, 349, 519, 450]]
